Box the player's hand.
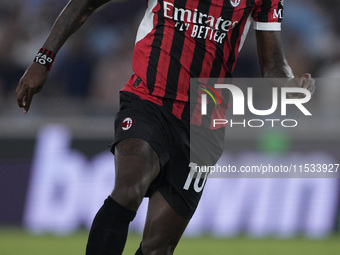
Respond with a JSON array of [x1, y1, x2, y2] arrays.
[[15, 63, 49, 114], [284, 73, 315, 99]]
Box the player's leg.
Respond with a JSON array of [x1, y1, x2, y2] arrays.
[[136, 191, 190, 255], [110, 138, 160, 211], [86, 138, 160, 255]]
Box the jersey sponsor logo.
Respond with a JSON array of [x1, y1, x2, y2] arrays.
[[230, 0, 241, 8], [122, 117, 133, 130], [163, 1, 238, 44]]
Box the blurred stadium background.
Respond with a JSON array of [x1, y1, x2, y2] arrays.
[[1, 0, 340, 254]]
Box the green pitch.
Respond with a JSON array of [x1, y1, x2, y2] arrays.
[[1, 228, 339, 255]]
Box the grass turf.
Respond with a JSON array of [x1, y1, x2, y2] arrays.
[[0, 228, 339, 255]]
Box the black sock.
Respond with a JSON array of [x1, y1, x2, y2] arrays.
[[135, 242, 144, 255], [86, 196, 136, 255]]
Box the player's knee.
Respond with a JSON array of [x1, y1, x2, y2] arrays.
[[142, 238, 176, 255], [111, 185, 145, 211]]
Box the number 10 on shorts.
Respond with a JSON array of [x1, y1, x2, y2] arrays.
[[183, 162, 209, 193]]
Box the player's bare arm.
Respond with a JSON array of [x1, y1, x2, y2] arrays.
[[256, 30, 315, 97], [15, 0, 112, 113]]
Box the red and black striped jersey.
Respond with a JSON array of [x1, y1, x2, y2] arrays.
[[122, 0, 283, 118]]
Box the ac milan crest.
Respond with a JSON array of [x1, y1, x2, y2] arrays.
[[122, 117, 133, 130], [230, 0, 241, 7]]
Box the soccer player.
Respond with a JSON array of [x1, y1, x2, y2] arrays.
[[16, 0, 315, 254]]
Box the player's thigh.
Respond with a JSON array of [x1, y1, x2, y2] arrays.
[[111, 138, 160, 211], [141, 191, 190, 255]]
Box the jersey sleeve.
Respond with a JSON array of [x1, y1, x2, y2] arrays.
[[252, 0, 283, 31]]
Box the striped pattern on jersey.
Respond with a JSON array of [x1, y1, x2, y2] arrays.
[[123, 0, 283, 119]]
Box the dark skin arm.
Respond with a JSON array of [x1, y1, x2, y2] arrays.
[[256, 30, 315, 97], [16, 0, 112, 113]]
